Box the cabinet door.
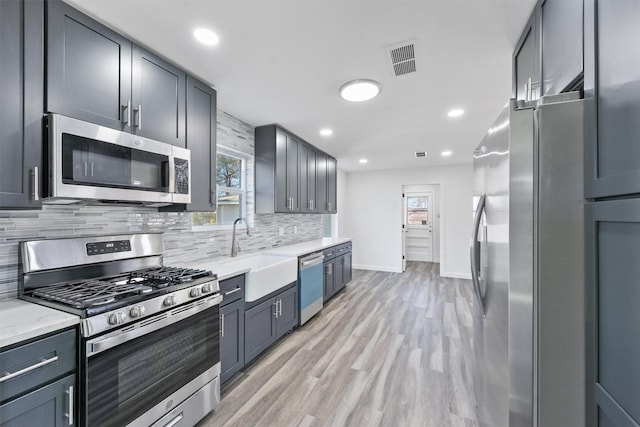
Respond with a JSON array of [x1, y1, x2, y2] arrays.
[[274, 130, 300, 212], [47, 0, 131, 131], [307, 148, 317, 212], [131, 45, 185, 147], [586, 200, 640, 427], [244, 298, 276, 364], [275, 286, 298, 339], [0, 0, 43, 209], [299, 143, 310, 213], [334, 255, 345, 292], [540, 0, 583, 95], [513, 11, 540, 101], [0, 374, 76, 427], [343, 252, 352, 285], [220, 299, 244, 384], [179, 76, 216, 212], [326, 157, 337, 213], [584, 0, 640, 198], [323, 261, 335, 302], [316, 153, 328, 214]]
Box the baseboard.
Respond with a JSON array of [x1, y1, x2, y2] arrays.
[[440, 271, 472, 280], [353, 264, 402, 273]]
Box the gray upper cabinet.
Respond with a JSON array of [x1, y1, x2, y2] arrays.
[[513, 0, 584, 101], [46, 0, 131, 131], [131, 46, 186, 147], [256, 124, 337, 214], [0, 0, 43, 209], [540, 0, 583, 96], [162, 76, 217, 212], [585, 0, 640, 198], [47, 0, 186, 147], [513, 12, 539, 101]]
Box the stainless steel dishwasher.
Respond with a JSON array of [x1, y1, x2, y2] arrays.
[[298, 251, 324, 325]]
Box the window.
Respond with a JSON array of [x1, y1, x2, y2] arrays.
[[406, 196, 428, 225], [192, 148, 250, 229]]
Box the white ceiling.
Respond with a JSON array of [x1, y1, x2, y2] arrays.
[[65, 0, 536, 172]]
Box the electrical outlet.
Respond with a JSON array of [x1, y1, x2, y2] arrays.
[[293, 226, 298, 234], [279, 227, 284, 236]]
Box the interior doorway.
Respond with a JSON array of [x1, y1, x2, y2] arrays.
[[402, 184, 440, 271]]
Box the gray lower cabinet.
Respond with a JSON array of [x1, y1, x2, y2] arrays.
[[586, 200, 640, 427], [0, 0, 43, 209], [0, 375, 76, 427], [47, 0, 186, 147], [585, 0, 640, 198], [0, 328, 77, 426], [220, 299, 244, 384], [323, 243, 352, 301], [244, 284, 298, 364]]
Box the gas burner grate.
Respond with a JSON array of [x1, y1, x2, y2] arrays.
[[32, 279, 154, 309], [128, 267, 212, 286]]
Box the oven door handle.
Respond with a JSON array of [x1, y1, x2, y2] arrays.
[[87, 294, 223, 357]]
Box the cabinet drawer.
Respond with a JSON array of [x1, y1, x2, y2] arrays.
[[335, 242, 351, 256], [219, 275, 245, 306], [0, 329, 76, 402], [322, 247, 336, 259]]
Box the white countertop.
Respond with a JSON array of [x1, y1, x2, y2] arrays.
[[183, 237, 352, 281], [0, 300, 79, 349]]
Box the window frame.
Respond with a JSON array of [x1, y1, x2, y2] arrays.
[[191, 146, 252, 231]]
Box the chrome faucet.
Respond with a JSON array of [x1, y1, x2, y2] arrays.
[[231, 217, 251, 257]]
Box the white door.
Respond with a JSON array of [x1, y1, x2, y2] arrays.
[[403, 191, 434, 262]]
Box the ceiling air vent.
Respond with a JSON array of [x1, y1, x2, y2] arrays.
[[388, 39, 417, 77], [414, 151, 427, 158]]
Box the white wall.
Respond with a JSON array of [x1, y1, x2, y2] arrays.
[[341, 163, 473, 278]]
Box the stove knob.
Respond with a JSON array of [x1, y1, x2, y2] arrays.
[[108, 311, 126, 325], [163, 296, 176, 307], [201, 283, 212, 294], [130, 305, 146, 318], [189, 288, 201, 298]]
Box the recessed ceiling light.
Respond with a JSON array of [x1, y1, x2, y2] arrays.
[[447, 108, 464, 118], [193, 28, 219, 46], [441, 150, 453, 157], [320, 128, 333, 136], [339, 79, 381, 102], [359, 158, 368, 164]]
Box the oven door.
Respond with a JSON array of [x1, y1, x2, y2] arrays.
[[84, 295, 221, 427]]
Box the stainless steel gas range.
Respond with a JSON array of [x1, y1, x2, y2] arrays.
[[19, 233, 222, 427]]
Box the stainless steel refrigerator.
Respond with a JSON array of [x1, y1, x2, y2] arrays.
[[471, 93, 585, 427]]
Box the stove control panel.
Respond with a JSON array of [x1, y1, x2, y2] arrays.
[[86, 240, 131, 256]]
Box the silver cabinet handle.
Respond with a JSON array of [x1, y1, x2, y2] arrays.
[[220, 313, 225, 338], [311, 199, 314, 211], [66, 385, 74, 425], [122, 100, 131, 126], [273, 301, 278, 318], [90, 162, 94, 177], [277, 299, 282, 317], [225, 287, 242, 296], [164, 412, 184, 427], [135, 104, 142, 129], [470, 193, 486, 316], [31, 166, 39, 201], [0, 355, 59, 383], [84, 162, 88, 176]]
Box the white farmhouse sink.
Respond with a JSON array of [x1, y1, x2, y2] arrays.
[[220, 254, 298, 302]]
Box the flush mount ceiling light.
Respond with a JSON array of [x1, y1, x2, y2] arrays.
[[447, 108, 464, 118], [339, 79, 381, 102], [441, 150, 453, 157], [193, 28, 219, 46], [320, 128, 333, 136], [359, 158, 368, 164]]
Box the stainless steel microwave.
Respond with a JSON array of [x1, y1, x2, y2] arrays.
[[45, 114, 191, 206]]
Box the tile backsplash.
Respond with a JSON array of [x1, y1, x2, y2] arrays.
[[0, 110, 324, 300]]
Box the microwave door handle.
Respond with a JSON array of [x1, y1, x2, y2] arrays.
[[470, 193, 486, 316], [168, 155, 176, 194]]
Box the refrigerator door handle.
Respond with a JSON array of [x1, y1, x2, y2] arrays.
[[470, 193, 486, 316]]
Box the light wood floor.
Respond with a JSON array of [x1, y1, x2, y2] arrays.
[[199, 262, 477, 427]]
